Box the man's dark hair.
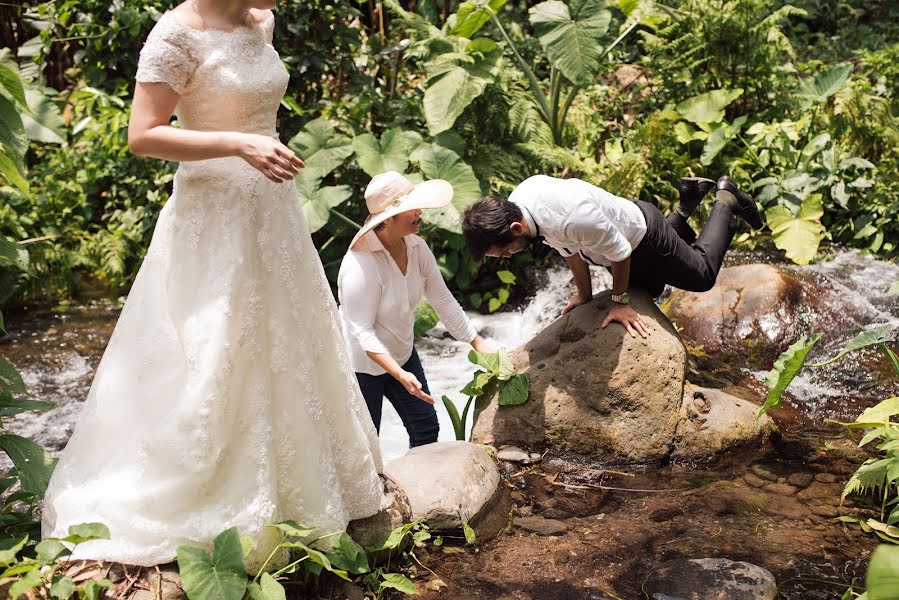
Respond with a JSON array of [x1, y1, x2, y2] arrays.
[[461, 196, 523, 261]]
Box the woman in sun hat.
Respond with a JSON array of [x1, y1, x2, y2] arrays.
[[338, 171, 490, 447]]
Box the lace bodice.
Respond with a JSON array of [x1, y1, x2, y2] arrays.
[[136, 11, 287, 136]]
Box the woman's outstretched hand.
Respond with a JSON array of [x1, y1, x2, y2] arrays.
[[397, 370, 435, 405], [236, 133, 304, 182]]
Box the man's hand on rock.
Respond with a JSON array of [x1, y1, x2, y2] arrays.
[[603, 302, 650, 339], [561, 293, 591, 316]]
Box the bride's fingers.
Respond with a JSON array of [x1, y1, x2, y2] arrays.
[[270, 154, 298, 174], [276, 146, 305, 169]]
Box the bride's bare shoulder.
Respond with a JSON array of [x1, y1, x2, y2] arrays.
[[168, 2, 204, 28]]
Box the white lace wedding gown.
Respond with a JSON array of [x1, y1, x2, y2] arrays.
[[41, 10, 386, 567]]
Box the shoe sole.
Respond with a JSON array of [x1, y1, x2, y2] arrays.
[[718, 177, 764, 230]]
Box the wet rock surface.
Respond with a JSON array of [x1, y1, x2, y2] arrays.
[[643, 558, 777, 600]]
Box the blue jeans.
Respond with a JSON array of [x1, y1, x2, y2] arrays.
[[356, 348, 439, 448]]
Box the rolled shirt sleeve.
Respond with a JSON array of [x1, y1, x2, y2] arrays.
[[421, 246, 477, 344], [337, 254, 392, 355]]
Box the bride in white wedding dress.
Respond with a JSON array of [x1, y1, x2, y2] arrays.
[[41, 0, 386, 568]]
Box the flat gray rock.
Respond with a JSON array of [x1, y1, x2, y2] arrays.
[[513, 516, 568, 536], [384, 441, 500, 531], [644, 558, 777, 600], [496, 446, 530, 463]]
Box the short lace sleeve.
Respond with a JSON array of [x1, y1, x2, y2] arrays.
[[135, 14, 199, 95], [261, 11, 275, 45]]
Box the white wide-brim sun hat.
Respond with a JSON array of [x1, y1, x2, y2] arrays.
[[350, 171, 454, 250]]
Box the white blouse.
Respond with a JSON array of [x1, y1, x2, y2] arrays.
[[338, 233, 477, 376]]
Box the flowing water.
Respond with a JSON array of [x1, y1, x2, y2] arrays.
[[0, 249, 897, 598]]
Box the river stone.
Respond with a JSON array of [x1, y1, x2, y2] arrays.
[[663, 264, 862, 369], [347, 475, 412, 548], [496, 446, 531, 463], [671, 384, 775, 460], [513, 516, 569, 536], [644, 558, 777, 600], [471, 290, 686, 463], [384, 441, 501, 531]]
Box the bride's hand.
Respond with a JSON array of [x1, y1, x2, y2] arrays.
[[236, 133, 305, 182]]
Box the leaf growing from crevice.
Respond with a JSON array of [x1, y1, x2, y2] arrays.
[[758, 333, 822, 417]]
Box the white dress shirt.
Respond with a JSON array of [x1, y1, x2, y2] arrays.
[[338, 233, 478, 376], [509, 175, 647, 266]]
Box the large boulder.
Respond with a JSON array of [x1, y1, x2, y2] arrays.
[[471, 291, 775, 463], [383, 441, 505, 537], [472, 290, 687, 463], [347, 475, 412, 548], [662, 263, 862, 369]]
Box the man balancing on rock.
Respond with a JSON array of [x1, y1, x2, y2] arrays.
[[461, 174, 764, 339]]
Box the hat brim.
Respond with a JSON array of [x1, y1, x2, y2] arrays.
[[350, 179, 454, 250]]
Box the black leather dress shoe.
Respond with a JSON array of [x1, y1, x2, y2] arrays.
[[677, 176, 717, 216], [717, 175, 764, 230]]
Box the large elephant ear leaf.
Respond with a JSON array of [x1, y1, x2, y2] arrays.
[[797, 63, 852, 104], [765, 193, 825, 266], [287, 119, 354, 174], [21, 88, 65, 144], [423, 38, 502, 136], [296, 170, 352, 234], [352, 128, 422, 177], [675, 88, 743, 125], [451, 0, 509, 38], [410, 143, 481, 233], [528, 0, 611, 86]]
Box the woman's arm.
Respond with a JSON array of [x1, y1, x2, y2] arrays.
[[127, 82, 304, 182]]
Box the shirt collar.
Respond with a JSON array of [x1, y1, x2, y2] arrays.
[[515, 201, 540, 238]]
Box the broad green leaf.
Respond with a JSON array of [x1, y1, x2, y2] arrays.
[[451, 0, 508, 38], [810, 325, 893, 367], [529, 0, 612, 86], [325, 532, 369, 575], [888, 282, 899, 296], [367, 522, 417, 552], [868, 544, 899, 600], [496, 270, 516, 284], [0, 146, 28, 193], [380, 572, 418, 594], [497, 349, 516, 381], [78, 578, 111, 600], [64, 523, 110, 545], [0, 433, 56, 495], [854, 398, 899, 427], [296, 171, 352, 234], [176, 528, 248, 600], [50, 575, 76, 600], [247, 573, 286, 600], [414, 300, 439, 337], [700, 126, 729, 166], [0, 398, 54, 418], [0, 235, 29, 270], [37, 538, 70, 565], [270, 520, 316, 539], [0, 536, 27, 565], [675, 89, 743, 125], [468, 349, 500, 373], [0, 94, 27, 160], [460, 370, 494, 397], [423, 38, 502, 135], [352, 128, 421, 177], [765, 194, 825, 265], [498, 373, 529, 406], [0, 57, 27, 108], [410, 143, 481, 233], [797, 63, 853, 103], [758, 333, 822, 417], [287, 119, 354, 174], [463, 522, 476, 545], [9, 568, 41, 599], [21, 89, 65, 144], [0, 355, 26, 394]]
